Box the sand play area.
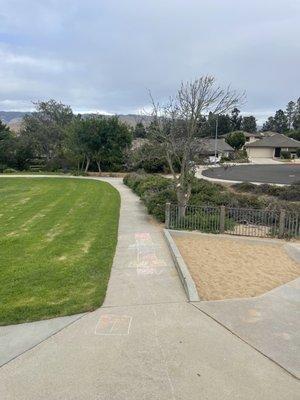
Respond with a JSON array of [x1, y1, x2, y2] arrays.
[[173, 233, 300, 300]]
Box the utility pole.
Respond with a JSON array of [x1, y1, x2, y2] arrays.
[[214, 115, 219, 165]]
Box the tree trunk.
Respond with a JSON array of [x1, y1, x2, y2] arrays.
[[80, 158, 85, 172], [176, 187, 189, 218], [176, 183, 191, 218], [96, 161, 101, 174], [85, 157, 90, 173]]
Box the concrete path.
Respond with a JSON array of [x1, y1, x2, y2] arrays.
[[0, 314, 85, 367], [194, 277, 300, 379], [0, 177, 299, 399]]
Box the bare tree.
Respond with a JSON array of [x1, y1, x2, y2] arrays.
[[148, 76, 244, 216]]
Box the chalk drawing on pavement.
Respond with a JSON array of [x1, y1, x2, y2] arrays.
[[95, 314, 132, 335], [128, 232, 167, 275]]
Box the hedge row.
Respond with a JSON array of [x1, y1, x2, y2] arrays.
[[124, 172, 300, 233], [233, 181, 300, 202], [123, 173, 176, 221], [123, 172, 267, 223]]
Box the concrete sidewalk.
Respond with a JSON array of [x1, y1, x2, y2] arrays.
[[0, 177, 299, 399], [0, 314, 85, 367], [194, 277, 300, 379]]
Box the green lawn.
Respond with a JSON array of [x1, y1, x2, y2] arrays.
[[0, 177, 120, 325]]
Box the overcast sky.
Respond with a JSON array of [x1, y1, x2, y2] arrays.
[[0, 0, 299, 122]]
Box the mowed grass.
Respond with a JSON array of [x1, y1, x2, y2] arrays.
[[0, 178, 120, 325]]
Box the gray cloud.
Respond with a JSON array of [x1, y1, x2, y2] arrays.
[[0, 0, 299, 122]]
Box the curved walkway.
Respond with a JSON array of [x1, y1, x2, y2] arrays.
[[0, 177, 299, 399]]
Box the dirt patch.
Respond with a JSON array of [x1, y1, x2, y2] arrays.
[[45, 224, 65, 242], [82, 240, 92, 254], [19, 197, 31, 205], [173, 233, 300, 300]]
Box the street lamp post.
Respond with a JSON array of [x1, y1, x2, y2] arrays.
[[214, 115, 219, 165]]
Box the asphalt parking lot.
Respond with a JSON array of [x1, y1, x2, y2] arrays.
[[202, 164, 300, 184]]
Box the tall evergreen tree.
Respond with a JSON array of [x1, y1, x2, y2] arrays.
[[273, 109, 288, 133], [217, 114, 232, 135], [262, 110, 288, 133], [205, 113, 232, 135], [286, 101, 296, 130], [241, 115, 257, 132], [262, 116, 275, 131], [230, 108, 242, 131], [293, 98, 300, 130], [196, 113, 231, 137]]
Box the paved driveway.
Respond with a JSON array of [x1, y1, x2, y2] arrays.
[[202, 164, 300, 184], [250, 158, 283, 165]]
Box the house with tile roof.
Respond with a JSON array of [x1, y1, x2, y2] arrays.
[[245, 133, 300, 159]]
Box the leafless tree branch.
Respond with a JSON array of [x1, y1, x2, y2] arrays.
[[147, 76, 243, 215]]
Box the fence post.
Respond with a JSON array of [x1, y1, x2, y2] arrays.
[[165, 203, 171, 229], [278, 209, 286, 238], [220, 206, 226, 233]]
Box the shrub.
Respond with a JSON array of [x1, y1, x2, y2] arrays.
[[281, 150, 291, 159], [226, 131, 246, 150], [72, 170, 88, 176], [0, 164, 7, 173], [278, 183, 300, 201], [123, 172, 299, 224], [191, 178, 223, 195], [143, 188, 176, 222], [123, 172, 172, 196], [231, 193, 263, 209], [176, 212, 235, 233], [123, 172, 148, 193], [234, 149, 249, 162], [3, 168, 17, 173], [220, 155, 231, 163], [123, 172, 175, 221], [233, 182, 256, 193], [190, 186, 263, 209], [233, 182, 286, 198], [136, 175, 172, 197], [189, 190, 227, 207], [265, 199, 300, 214], [255, 184, 284, 197]]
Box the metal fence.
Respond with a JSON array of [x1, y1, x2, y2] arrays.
[[165, 203, 300, 238]]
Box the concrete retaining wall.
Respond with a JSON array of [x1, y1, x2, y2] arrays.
[[163, 229, 200, 302]]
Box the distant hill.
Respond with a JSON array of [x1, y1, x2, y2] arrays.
[[0, 111, 29, 132], [0, 111, 29, 124], [0, 111, 152, 132]]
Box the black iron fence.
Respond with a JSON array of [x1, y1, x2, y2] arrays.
[[165, 203, 300, 238]]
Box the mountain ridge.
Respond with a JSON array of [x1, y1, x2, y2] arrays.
[[0, 111, 151, 132]]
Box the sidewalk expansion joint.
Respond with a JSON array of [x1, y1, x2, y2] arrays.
[[102, 300, 187, 309]]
